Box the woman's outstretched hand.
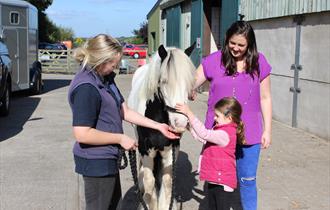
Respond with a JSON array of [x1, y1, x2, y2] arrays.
[[158, 123, 181, 140]]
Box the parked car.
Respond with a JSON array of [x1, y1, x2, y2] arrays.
[[123, 44, 147, 59], [39, 42, 67, 50], [0, 40, 12, 116], [39, 42, 67, 61]]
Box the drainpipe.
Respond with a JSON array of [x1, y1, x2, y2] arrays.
[[290, 15, 304, 127]]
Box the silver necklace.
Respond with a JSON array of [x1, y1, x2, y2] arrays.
[[232, 73, 253, 105]]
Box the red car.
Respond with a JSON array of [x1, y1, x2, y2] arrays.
[[123, 44, 147, 59]]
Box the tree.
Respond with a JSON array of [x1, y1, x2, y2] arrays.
[[25, 0, 57, 42], [49, 25, 75, 42], [132, 21, 148, 44], [58, 27, 75, 41], [38, 13, 58, 42], [25, 0, 53, 11], [73, 37, 86, 48]]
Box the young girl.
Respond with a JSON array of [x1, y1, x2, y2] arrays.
[[176, 97, 245, 210]]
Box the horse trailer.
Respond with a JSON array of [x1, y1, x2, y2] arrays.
[[0, 0, 42, 97]]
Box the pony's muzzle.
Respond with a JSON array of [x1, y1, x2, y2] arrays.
[[172, 127, 186, 134]]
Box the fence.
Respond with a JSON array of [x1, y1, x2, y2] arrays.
[[39, 49, 79, 74], [39, 49, 147, 75]]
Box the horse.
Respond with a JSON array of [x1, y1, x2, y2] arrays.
[[127, 44, 196, 210]]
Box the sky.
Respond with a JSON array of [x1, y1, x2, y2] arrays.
[[45, 0, 157, 38]]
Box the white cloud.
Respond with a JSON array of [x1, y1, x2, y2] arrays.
[[46, 10, 75, 19], [46, 9, 91, 20]]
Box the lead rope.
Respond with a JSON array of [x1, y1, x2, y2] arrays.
[[128, 150, 148, 210], [118, 148, 148, 209], [128, 146, 177, 210], [168, 145, 177, 210], [117, 148, 128, 170]]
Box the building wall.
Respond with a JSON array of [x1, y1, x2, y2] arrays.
[[165, 5, 181, 47], [180, 1, 191, 50], [190, 0, 203, 67], [240, 0, 330, 20], [148, 6, 161, 56], [250, 11, 330, 140]]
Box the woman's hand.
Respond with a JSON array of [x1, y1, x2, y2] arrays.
[[119, 135, 138, 150], [188, 89, 197, 101], [158, 123, 181, 140], [261, 130, 271, 149]]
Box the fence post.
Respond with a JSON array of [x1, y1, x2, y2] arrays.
[[66, 50, 70, 73]]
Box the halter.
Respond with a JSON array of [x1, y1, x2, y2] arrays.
[[157, 87, 186, 116]]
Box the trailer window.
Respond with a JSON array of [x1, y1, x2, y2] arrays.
[[10, 11, 20, 25]]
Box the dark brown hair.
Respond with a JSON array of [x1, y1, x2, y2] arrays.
[[221, 21, 259, 79], [215, 97, 246, 145]]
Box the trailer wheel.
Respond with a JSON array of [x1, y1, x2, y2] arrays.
[[0, 82, 10, 116], [31, 73, 42, 95]]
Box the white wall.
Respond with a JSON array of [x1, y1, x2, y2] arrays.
[[250, 11, 330, 140]]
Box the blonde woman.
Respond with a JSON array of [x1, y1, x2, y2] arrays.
[[68, 34, 179, 210]]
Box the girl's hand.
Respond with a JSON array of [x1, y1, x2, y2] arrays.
[[261, 131, 271, 149], [158, 123, 181, 140], [119, 135, 138, 150], [175, 103, 191, 117]]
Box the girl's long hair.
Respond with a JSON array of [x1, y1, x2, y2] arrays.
[[221, 21, 259, 79], [215, 97, 246, 145], [73, 34, 122, 70]]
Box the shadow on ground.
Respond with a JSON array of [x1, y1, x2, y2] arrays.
[[0, 78, 71, 142], [0, 95, 41, 142], [42, 79, 71, 94], [120, 151, 208, 210]]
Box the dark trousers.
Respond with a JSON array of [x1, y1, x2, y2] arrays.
[[207, 183, 237, 210], [83, 173, 121, 210]]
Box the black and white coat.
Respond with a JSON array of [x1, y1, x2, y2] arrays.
[[128, 45, 195, 210]]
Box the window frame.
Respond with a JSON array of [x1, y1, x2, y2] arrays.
[[9, 11, 20, 25]]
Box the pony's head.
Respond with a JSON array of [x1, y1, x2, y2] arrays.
[[143, 44, 196, 133]]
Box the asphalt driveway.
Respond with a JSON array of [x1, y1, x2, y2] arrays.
[[0, 73, 328, 210]]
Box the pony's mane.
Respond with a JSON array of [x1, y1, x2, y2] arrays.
[[142, 47, 195, 103]]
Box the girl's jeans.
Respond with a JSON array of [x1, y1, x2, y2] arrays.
[[236, 144, 261, 210]]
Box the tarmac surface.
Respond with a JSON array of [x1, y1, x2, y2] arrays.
[[0, 73, 329, 210]]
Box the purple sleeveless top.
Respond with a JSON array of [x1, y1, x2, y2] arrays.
[[201, 51, 271, 145]]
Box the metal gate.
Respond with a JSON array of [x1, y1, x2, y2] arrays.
[[38, 49, 79, 74]]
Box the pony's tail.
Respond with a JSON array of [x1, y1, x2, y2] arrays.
[[236, 120, 246, 145]]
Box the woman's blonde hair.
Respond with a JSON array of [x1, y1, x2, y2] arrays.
[[73, 34, 123, 70]]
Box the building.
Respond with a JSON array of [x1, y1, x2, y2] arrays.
[[147, 0, 162, 57], [147, 0, 330, 140], [240, 0, 330, 140], [147, 0, 239, 66]]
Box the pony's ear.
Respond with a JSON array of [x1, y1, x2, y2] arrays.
[[158, 45, 168, 63], [184, 41, 196, 56]]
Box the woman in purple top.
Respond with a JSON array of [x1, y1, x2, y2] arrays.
[[191, 21, 272, 210]]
